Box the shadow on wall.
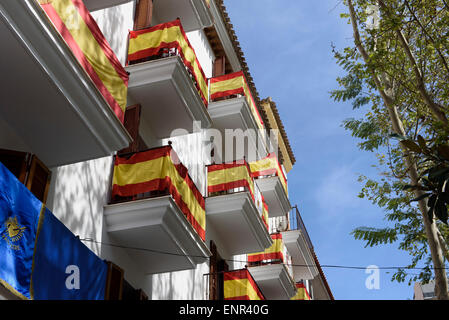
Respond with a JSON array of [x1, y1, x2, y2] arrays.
[[47, 156, 114, 256], [151, 263, 209, 300], [90, 1, 136, 65]]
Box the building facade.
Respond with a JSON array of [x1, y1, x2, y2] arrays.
[[0, 0, 333, 300]]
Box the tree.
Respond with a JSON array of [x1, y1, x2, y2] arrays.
[[331, 0, 449, 299]]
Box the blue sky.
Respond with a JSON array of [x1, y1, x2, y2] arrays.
[[224, 0, 416, 300]]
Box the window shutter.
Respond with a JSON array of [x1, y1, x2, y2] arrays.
[[25, 155, 51, 204], [0, 149, 30, 183], [209, 241, 218, 300], [213, 56, 226, 77], [119, 104, 142, 155], [136, 289, 148, 300], [105, 262, 124, 300], [134, 0, 153, 30]]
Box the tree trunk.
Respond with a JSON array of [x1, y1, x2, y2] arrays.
[[347, 0, 449, 299]]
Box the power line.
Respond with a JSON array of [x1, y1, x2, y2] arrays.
[[79, 238, 446, 271]]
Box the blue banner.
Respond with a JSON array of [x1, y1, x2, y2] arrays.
[[32, 208, 108, 300], [0, 162, 108, 300], [0, 162, 42, 299]]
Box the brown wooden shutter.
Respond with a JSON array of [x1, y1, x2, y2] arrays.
[[213, 56, 226, 77], [25, 155, 51, 204], [209, 241, 218, 300], [0, 149, 29, 183], [105, 262, 124, 300], [119, 104, 142, 155], [134, 0, 153, 30], [136, 289, 148, 300]]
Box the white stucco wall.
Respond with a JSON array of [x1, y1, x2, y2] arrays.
[[186, 29, 215, 79], [45, 155, 114, 256]]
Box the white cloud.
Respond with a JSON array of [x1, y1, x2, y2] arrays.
[[313, 165, 364, 217]]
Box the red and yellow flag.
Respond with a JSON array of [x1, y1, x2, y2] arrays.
[[250, 153, 288, 196], [207, 161, 255, 199], [39, 0, 129, 123], [291, 283, 311, 300], [209, 71, 264, 130], [128, 20, 208, 107], [111, 146, 205, 240], [224, 269, 265, 300], [261, 196, 269, 231], [248, 233, 284, 263]]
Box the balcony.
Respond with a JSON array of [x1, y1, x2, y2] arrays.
[[206, 160, 272, 255], [103, 146, 210, 274], [281, 207, 318, 281], [291, 283, 312, 300], [0, 0, 131, 167], [208, 72, 268, 162], [126, 20, 211, 140], [223, 269, 265, 300], [84, 0, 213, 32], [250, 153, 291, 217], [247, 233, 297, 300]]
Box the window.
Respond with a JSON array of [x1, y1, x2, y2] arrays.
[[0, 149, 51, 203], [213, 56, 226, 77], [118, 104, 147, 155], [209, 241, 228, 300], [104, 261, 124, 300], [134, 0, 153, 30]]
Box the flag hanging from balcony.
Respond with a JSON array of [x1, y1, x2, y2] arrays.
[[0, 162, 43, 300], [247, 233, 284, 263], [223, 269, 265, 300], [261, 196, 269, 230], [0, 162, 108, 300], [31, 208, 108, 300], [111, 146, 206, 241], [249, 153, 288, 196], [128, 20, 209, 107], [39, 0, 129, 123], [291, 283, 311, 300], [207, 161, 255, 200], [209, 71, 264, 130]]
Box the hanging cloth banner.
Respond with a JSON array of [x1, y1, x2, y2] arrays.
[[39, 0, 129, 123], [0, 163, 43, 300], [31, 208, 108, 300], [291, 283, 311, 300], [207, 161, 255, 200], [247, 233, 284, 263], [249, 153, 288, 196], [0, 162, 108, 300], [209, 71, 265, 130], [223, 269, 265, 300], [111, 146, 206, 241], [128, 19, 209, 108], [261, 196, 269, 230]]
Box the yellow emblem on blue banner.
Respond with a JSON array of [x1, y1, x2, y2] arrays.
[[1, 216, 27, 251]]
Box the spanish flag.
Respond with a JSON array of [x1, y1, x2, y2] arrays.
[[249, 153, 288, 196], [261, 196, 269, 231], [39, 0, 129, 123], [224, 269, 265, 300], [128, 19, 208, 108], [207, 161, 255, 200], [111, 146, 206, 241], [209, 71, 264, 130], [291, 283, 311, 300], [248, 233, 284, 263]]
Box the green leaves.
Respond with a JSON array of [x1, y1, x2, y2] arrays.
[[334, 0, 449, 286], [351, 227, 398, 247]]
